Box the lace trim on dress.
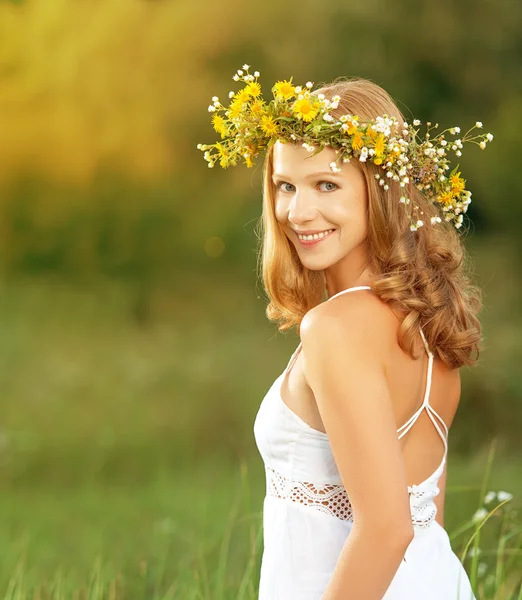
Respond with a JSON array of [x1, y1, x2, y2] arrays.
[[266, 464, 441, 529], [266, 465, 354, 522]]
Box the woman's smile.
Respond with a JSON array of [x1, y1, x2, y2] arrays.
[[295, 228, 337, 248]]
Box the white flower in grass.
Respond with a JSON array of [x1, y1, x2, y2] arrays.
[[477, 562, 488, 578], [484, 491, 496, 504], [472, 507, 488, 523], [497, 490, 513, 502]]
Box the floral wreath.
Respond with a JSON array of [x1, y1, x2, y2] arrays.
[[197, 64, 494, 231]]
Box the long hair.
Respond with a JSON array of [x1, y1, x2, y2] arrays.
[[256, 76, 482, 369]]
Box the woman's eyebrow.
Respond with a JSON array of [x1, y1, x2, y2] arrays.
[[272, 171, 343, 180]]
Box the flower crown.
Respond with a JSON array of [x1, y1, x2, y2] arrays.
[[197, 64, 494, 231]]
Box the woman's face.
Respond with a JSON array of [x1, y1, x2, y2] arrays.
[[272, 139, 369, 274]]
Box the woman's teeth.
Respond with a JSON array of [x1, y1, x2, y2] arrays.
[[297, 229, 335, 241]]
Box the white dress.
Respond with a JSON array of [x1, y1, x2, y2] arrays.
[[253, 285, 476, 600]]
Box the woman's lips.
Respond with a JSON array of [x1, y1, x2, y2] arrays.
[[296, 229, 336, 248]]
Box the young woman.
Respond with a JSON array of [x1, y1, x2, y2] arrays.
[[200, 67, 491, 599]]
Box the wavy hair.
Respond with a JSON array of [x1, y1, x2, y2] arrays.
[[256, 76, 482, 369]]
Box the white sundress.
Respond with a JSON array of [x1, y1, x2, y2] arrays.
[[253, 285, 476, 600]]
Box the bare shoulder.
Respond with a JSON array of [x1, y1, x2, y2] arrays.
[[300, 289, 399, 356]]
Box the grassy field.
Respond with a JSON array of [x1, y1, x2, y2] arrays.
[[0, 267, 520, 598]]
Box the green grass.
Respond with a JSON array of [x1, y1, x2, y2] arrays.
[[0, 269, 520, 597]]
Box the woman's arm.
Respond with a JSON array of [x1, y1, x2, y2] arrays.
[[300, 293, 415, 600]]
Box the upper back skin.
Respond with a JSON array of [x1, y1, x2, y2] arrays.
[[279, 289, 461, 527]]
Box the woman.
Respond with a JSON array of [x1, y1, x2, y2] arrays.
[[199, 66, 492, 599]]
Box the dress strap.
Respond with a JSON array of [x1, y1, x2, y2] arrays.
[[397, 327, 449, 461], [326, 285, 372, 302]]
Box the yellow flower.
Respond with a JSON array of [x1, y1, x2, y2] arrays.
[[272, 80, 295, 100], [245, 81, 262, 98], [351, 131, 364, 150], [373, 133, 385, 157], [374, 157, 383, 165], [216, 142, 231, 168], [211, 114, 228, 138], [234, 87, 251, 105], [260, 114, 279, 136], [367, 126, 377, 141], [228, 99, 244, 119], [386, 147, 401, 164], [291, 97, 319, 122], [437, 191, 454, 206], [346, 122, 359, 135], [250, 99, 266, 116], [449, 171, 465, 196], [244, 154, 253, 168]]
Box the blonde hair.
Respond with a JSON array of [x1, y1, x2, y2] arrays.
[[256, 76, 482, 369]]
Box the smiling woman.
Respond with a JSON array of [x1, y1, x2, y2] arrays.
[[200, 64, 484, 600], [251, 77, 480, 600]]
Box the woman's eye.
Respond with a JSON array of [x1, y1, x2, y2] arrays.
[[276, 181, 338, 192], [319, 181, 338, 192]]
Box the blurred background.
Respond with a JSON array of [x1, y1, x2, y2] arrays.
[[0, 0, 521, 596]]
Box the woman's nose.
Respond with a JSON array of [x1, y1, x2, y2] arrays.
[[288, 191, 317, 223]]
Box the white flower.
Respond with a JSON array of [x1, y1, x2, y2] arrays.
[[455, 126, 461, 133], [242, 64, 250, 70], [476, 121, 483, 128], [486, 133, 494, 141], [468, 547, 482, 557], [477, 562, 488, 578], [254, 71, 260, 77], [441, 140, 448, 146], [413, 119, 421, 126], [233, 74, 240, 81], [383, 184, 389, 190], [479, 141, 486, 149], [306, 81, 313, 88], [229, 91, 235, 98], [456, 150, 462, 157], [431, 216, 442, 224], [212, 96, 219, 102], [416, 220, 424, 228], [237, 69, 243, 75], [472, 507, 488, 523], [484, 491, 497, 504], [400, 196, 407, 204], [197, 143, 202, 149], [497, 490, 513, 502], [208, 105, 216, 112], [294, 86, 302, 93]]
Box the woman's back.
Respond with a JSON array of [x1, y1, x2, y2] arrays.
[[280, 286, 461, 521]]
